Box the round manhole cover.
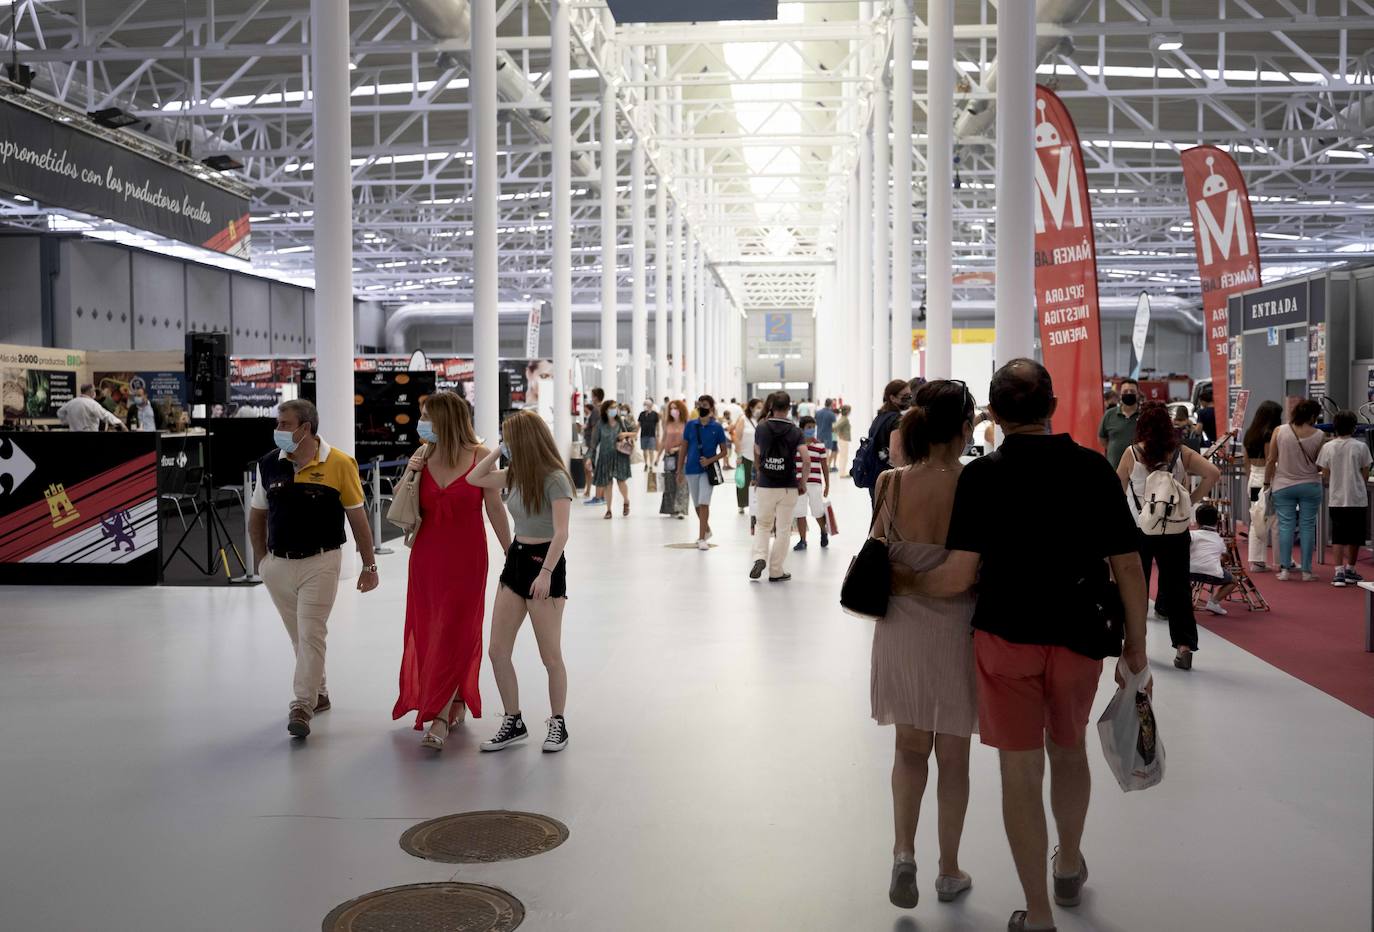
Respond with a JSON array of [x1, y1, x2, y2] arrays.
[[400, 810, 569, 864], [322, 882, 523, 932]]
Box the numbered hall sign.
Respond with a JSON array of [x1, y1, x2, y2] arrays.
[[765, 313, 792, 342]]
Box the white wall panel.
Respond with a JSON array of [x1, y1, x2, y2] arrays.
[[270, 283, 305, 353], [55, 241, 132, 351], [186, 264, 232, 337], [0, 237, 44, 345], [231, 276, 271, 354], [131, 252, 187, 351]]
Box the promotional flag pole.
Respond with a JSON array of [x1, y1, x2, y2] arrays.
[[1180, 146, 1262, 429], [1031, 87, 1106, 449]]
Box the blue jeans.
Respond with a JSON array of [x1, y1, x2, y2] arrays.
[[1273, 482, 1323, 573]]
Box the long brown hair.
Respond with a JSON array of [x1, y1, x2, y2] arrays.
[[502, 409, 573, 513], [665, 399, 689, 424], [1134, 402, 1179, 468], [423, 391, 479, 464]]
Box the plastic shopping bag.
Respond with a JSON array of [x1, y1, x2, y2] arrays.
[[1096, 662, 1164, 792]]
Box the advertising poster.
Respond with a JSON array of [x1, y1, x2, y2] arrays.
[[0, 432, 160, 585], [0, 98, 250, 256], [1307, 322, 1326, 394], [0, 343, 86, 421], [23, 370, 76, 418], [1229, 389, 1250, 435], [1031, 87, 1105, 449], [91, 371, 186, 423], [1181, 146, 1261, 429], [353, 369, 435, 463]]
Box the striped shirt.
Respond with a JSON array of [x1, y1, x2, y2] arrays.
[[796, 440, 828, 484]]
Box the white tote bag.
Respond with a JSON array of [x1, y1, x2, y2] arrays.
[[1096, 662, 1165, 792]]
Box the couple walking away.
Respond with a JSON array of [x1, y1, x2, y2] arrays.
[[870, 361, 1148, 932], [252, 393, 572, 753]]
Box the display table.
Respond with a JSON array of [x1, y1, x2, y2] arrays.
[[0, 431, 161, 585]]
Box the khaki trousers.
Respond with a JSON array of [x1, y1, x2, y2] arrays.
[[752, 487, 799, 578], [261, 549, 341, 714]]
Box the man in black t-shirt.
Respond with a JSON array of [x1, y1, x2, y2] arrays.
[[637, 400, 661, 469], [750, 391, 809, 582], [906, 359, 1148, 932]]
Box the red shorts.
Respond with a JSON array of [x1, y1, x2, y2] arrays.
[[974, 630, 1103, 751]]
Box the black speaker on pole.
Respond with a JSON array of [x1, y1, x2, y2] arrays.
[[185, 332, 229, 406]]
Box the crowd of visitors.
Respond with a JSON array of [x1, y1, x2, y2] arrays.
[[244, 360, 1367, 929]]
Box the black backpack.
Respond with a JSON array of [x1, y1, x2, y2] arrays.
[[757, 421, 798, 483], [851, 411, 899, 490]]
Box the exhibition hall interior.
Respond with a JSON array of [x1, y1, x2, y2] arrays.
[[1, 1, 1371, 930]]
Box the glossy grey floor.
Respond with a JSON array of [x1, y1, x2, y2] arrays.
[[1, 479, 1370, 932]]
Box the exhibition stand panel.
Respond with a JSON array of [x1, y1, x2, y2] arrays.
[[0, 431, 160, 585]]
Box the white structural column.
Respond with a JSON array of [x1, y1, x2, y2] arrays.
[[684, 231, 697, 400], [630, 91, 647, 406], [670, 201, 683, 399], [600, 42, 619, 399], [551, 0, 573, 458], [994, 0, 1037, 367], [653, 46, 669, 404], [872, 61, 891, 391], [857, 140, 874, 407], [890, 0, 914, 378], [309, 0, 354, 453], [925, 0, 954, 380], [469, 0, 499, 443]]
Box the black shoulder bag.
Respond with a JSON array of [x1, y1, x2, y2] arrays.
[[840, 470, 900, 620], [1064, 559, 1125, 660]]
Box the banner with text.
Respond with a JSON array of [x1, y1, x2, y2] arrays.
[[0, 98, 250, 256], [1181, 146, 1260, 429], [1032, 87, 1105, 449]]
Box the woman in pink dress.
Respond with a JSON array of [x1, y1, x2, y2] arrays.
[[392, 391, 512, 750]]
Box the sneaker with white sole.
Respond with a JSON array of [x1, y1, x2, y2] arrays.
[[481, 713, 527, 752], [1345, 568, 1365, 583], [542, 715, 569, 752], [696, 539, 709, 551], [1276, 568, 1291, 581], [1333, 569, 1347, 588], [1204, 600, 1228, 615], [1301, 572, 1318, 582]]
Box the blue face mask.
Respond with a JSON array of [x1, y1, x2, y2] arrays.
[[803, 428, 817, 439], [273, 427, 302, 453], [417, 420, 437, 443]]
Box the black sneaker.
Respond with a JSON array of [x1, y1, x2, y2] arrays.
[[749, 559, 766, 580], [769, 573, 792, 582], [287, 707, 311, 738], [820, 529, 829, 548], [542, 715, 569, 752], [481, 713, 528, 752], [313, 694, 331, 713]]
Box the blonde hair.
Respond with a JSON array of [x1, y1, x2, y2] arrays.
[[502, 409, 572, 513], [423, 391, 479, 464]]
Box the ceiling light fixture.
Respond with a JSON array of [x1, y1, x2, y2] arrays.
[[1149, 33, 1184, 52]]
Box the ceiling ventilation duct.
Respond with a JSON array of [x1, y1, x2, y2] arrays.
[[396, 0, 599, 183]]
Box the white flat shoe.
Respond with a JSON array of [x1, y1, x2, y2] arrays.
[[935, 871, 973, 902]]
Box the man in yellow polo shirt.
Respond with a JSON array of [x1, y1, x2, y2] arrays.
[[249, 399, 379, 739]]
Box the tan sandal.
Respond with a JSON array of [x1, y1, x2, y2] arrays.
[[421, 718, 449, 751]]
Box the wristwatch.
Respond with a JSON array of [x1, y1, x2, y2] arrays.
[[362, 563, 379, 573]]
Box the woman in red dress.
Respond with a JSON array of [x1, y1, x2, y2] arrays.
[[392, 391, 512, 750]]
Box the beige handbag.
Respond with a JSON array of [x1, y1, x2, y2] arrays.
[[386, 444, 432, 546]]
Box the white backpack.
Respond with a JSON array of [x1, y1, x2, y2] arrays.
[[1130, 447, 1192, 536]]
